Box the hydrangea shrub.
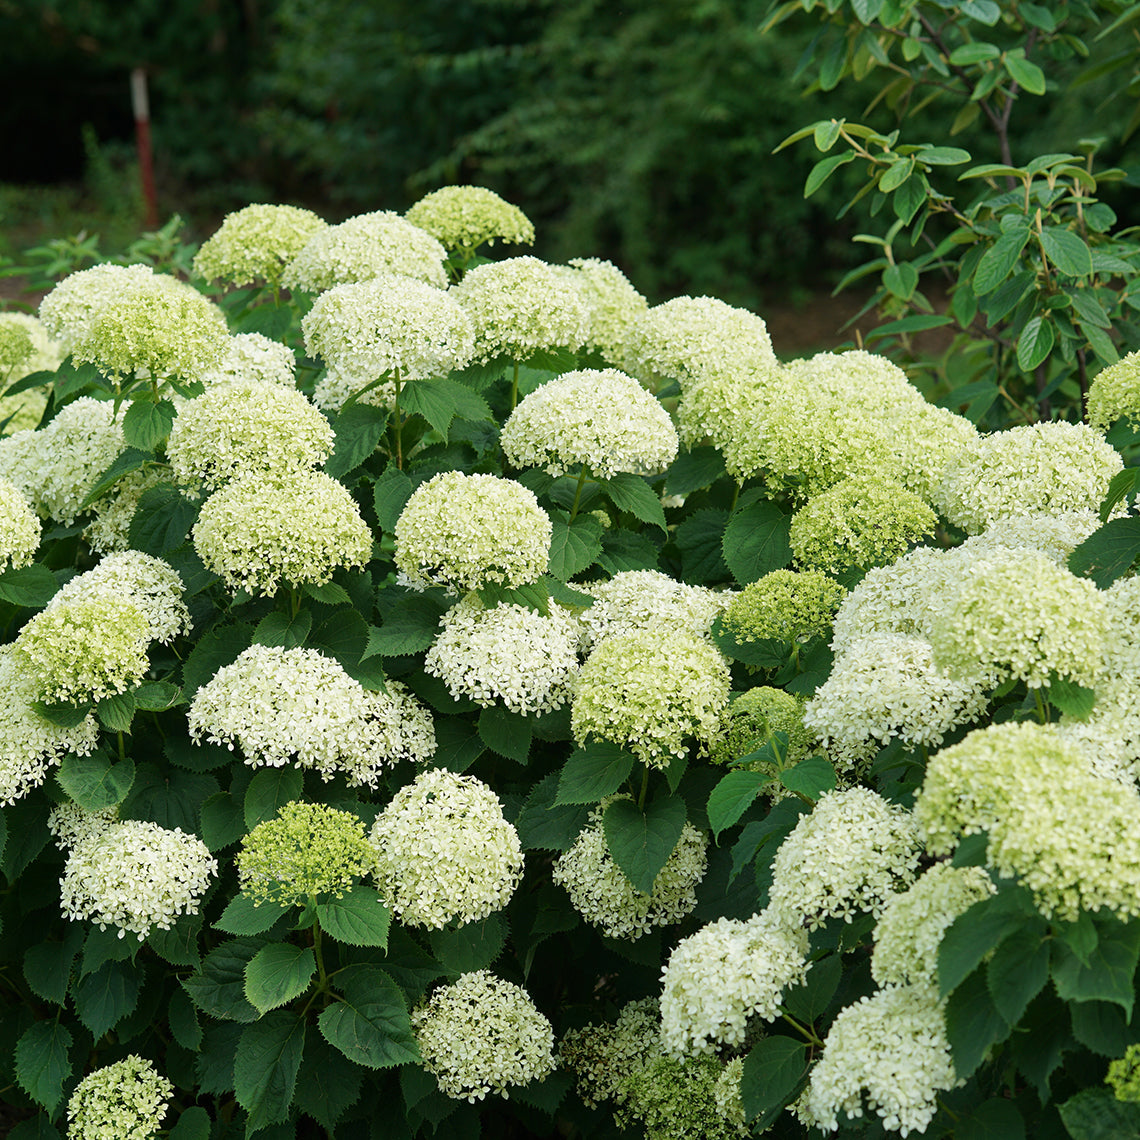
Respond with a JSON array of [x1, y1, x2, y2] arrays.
[[0, 184, 1138, 1140]]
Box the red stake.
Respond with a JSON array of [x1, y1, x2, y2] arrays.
[[131, 67, 159, 230]]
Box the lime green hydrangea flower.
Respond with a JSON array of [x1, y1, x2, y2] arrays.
[[67, 1055, 173, 1140], [199, 332, 297, 389], [620, 1054, 750, 1140], [282, 210, 448, 293], [559, 998, 661, 1111], [192, 202, 327, 287], [405, 185, 535, 254], [1107, 1044, 1140, 1103], [0, 476, 39, 569], [412, 970, 556, 1102], [710, 686, 814, 769], [192, 468, 372, 596], [39, 263, 157, 353], [573, 625, 730, 767], [394, 470, 551, 592], [791, 475, 937, 575], [1088, 350, 1140, 431], [566, 257, 648, 363], [722, 569, 845, 645], [237, 800, 375, 907]]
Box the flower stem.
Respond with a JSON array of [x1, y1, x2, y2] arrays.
[[568, 465, 589, 522], [510, 360, 520, 411], [780, 1009, 824, 1047], [392, 368, 404, 469], [637, 766, 649, 811]]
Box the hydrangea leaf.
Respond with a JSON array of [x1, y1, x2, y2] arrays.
[[478, 706, 532, 763], [23, 928, 84, 1007], [372, 465, 414, 533], [292, 1033, 365, 1132], [167, 1106, 211, 1140], [945, 968, 1011, 1079], [515, 772, 592, 853], [215, 894, 291, 938], [555, 742, 636, 806], [316, 886, 391, 948], [122, 397, 176, 452], [722, 500, 792, 586], [325, 403, 389, 479], [429, 913, 507, 976], [707, 770, 771, 840], [14, 1022, 73, 1116], [317, 966, 418, 1069], [938, 887, 1038, 998], [741, 1036, 807, 1123], [1059, 1089, 1140, 1140], [129, 482, 200, 555], [548, 514, 603, 581], [778, 756, 837, 801], [182, 937, 266, 1023], [1052, 915, 1140, 1018], [233, 1009, 307, 1133], [56, 752, 135, 813], [664, 445, 726, 497], [243, 943, 316, 1014], [0, 564, 59, 608], [72, 958, 140, 1039], [243, 767, 304, 831], [603, 793, 686, 894], [601, 473, 667, 531], [984, 920, 1050, 1026]]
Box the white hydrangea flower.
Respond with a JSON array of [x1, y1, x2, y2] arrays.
[[572, 625, 730, 767], [15, 594, 151, 704], [0, 476, 39, 569], [48, 551, 191, 645], [405, 185, 535, 253], [192, 468, 372, 596], [370, 768, 523, 928], [659, 906, 810, 1056], [769, 787, 921, 930], [167, 379, 334, 490], [916, 721, 1140, 922], [553, 800, 708, 940], [559, 997, 661, 1109], [60, 819, 217, 940], [501, 367, 677, 479], [425, 596, 580, 715], [804, 634, 988, 769], [965, 509, 1104, 564], [192, 203, 327, 287], [937, 421, 1123, 534], [67, 1055, 173, 1140], [886, 403, 979, 505], [713, 1057, 748, 1136], [579, 569, 728, 652], [302, 274, 475, 388], [0, 648, 99, 805], [48, 801, 118, 850], [450, 255, 590, 362], [198, 332, 297, 389], [188, 645, 434, 785], [565, 257, 649, 363], [394, 471, 551, 593], [412, 970, 556, 1102], [675, 367, 779, 452], [927, 546, 1106, 689], [282, 210, 448, 293], [622, 295, 776, 392], [800, 983, 958, 1136], [871, 863, 995, 987], [0, 311, 63, 381], [39, 263, 158, 353], [312, 365, 396, 414]]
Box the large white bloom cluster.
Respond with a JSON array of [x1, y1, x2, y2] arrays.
[[39, 263, 161, 353], [282, 209, 449, 292], [565, 257, 648, 362], [871, 863, 995, 988], [0, 397, 124, 525], [412, 970, 556, 1102], [769, 787, 921, 929], [450, 255, 590, 362], [394, 471, 551, 592], [936, 421, 1123, 533], [500, 368, 678, 478], [0, 476, 40, 569], [189, 645, 435, 785], [579, 569, 727, 652], [192, 468, 372, 596], [370, 768, 524, 928], [916, 722, 1140, 921], [167, 379, 334, 490], [59, 818, 217, 940], [67, 1055, 173, 1140], [1088, 348, 1140, 430], [804, 633, 988, 768], [553, 800, 708, 939], [0, 648, 99, 804], [198, 332, 297, 389], [799, 982, 958, 1136], [192, 202, 327, 287], [425, 596, 580, 715], [302, 274, 475, 386], [572, 625, 730, 767], [658, 907, 810, 1056]]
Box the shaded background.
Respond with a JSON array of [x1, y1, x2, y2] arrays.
[[1, 0, 1136, 324]]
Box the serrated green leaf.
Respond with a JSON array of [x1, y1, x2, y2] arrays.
[[0, 564, 59, 608], [1052, 915, 1140, 1017], [938, 887, 1038, 998], [253, 609, 312, 650], [316, 885, 391, 948], [168, 988, 204, 1051], [15, 1022, 73, 1115], [985, 920, 1050, 1025], [366, 595, 444, 657], [134, 679, 181, 711], [782, 953, 842, 1024], [56, 752, 135, 812], [548, 513, 603, 581], [372, 465, 414, 532], [293, 1033, 364, 1132], [181, 621, 254, 698], [147, 913, 203, 968], [95, 689, 136, 733], [1071, 1000, 1133, 1057], [432, 714, 485, 773], [200, 791, 247, 852], [244, 943, 316, 1014], [601, 473, 667, 530], [945, 968, 1010, 1078], [556, 742, 636, 805], [603, 793, 686, 894], [318, 966, 418, 1069], [234, 1010, 307, 1134], [429, 913, 507, 976], [675, 508, 730, 582], [401, 377, 492, 439], [1043, 674, 1096, 719], [216, 894, 291, 937], [955, 1098, 1026, 1140], [72, 958, 140, 1038], [325, 403, 389, 479], [301, 580, 352, 606], [741, 1036, 807, 1122], [476, 578, 549, 615], [778, 756, 837, 801], [244, 766, 304, 830], [478, 705, 532, 763], [664, 446, 726, 496], [129, 482, 199, 555], [707, 770, 771, 839], [597, 527, 659, 575], [122, 397, 176, 451], [168, 1106, 211, 1140], [1069, 517, 1140, 586], [515, 771, 592, 852], [722, 500, 792, 586], [1059, 1089, 1140, 1140], [23, 931, 83, 1007]]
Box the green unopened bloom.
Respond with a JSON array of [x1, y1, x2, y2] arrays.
[[722, 569, 845, 645], [405, 185, 535, 254], [192, 202, 327, 287]]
